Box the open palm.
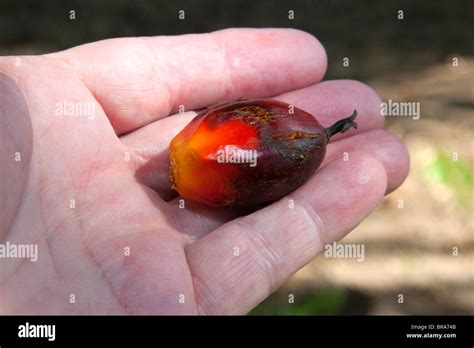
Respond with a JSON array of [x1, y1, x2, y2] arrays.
[[0, 28, 409, 314]]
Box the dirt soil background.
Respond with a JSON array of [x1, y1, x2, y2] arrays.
[[1, 0, 472, 314]]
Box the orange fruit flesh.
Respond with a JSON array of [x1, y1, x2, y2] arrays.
[[170, 117, 259, 206]]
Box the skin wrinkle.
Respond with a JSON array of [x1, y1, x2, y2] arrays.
[[187, 244, 229, 313], [43, 54, 85, 84], [237, 218, 282, 291], [142, 37, 179, 119], [79, 140, 103, 202], [232, 256, 270, 314], [34, 135, 63, 280], [170, 246, 200, 314], [78, 46, 109, 86], [176, 247, 199, 315], [290, 197, 327, 249], [332, 156, 387, 233], [185, 233, 218, 273], [190, 269, 215, 315], [203, 33, 232, 104], [76, 206, 130, 314], [213, 242, 264, 312], [280, 203, 323, 265], [212, 32, 240, 102]]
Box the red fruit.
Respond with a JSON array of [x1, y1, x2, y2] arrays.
[[169, 99, 357, 208]]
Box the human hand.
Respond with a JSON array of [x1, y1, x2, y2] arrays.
[[0, 28, 409, 314]]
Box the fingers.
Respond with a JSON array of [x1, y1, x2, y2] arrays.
[[320, 129, 410, 194], [277, 79, 385, 141], [123, 79, 385, 200], [185, 153, 387, 314], [51, 28, 327, 135], [172, 129, 409, 238]]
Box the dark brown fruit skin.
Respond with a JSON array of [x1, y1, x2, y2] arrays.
[[220, 100, 327, 207], [169, 98, 357, 208]]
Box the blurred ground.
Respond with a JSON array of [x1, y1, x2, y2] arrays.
[[1, 0, 473, 314]]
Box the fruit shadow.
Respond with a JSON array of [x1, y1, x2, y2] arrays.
[[134, 150, 261, 233]]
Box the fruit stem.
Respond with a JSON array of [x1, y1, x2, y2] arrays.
[[325, 110, 358, 139]]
